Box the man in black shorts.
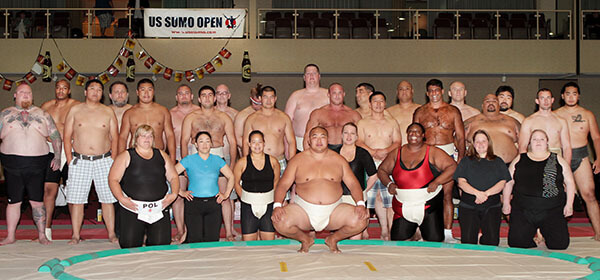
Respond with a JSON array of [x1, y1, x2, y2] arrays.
[[0, 84, 62, 245]]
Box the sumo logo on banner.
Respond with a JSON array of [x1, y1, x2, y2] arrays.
[[144, 9, 246, 38]]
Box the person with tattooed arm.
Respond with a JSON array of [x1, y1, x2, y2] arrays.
[[0, 83, 62, 245]]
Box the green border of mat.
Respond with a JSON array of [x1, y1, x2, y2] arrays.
[[37, 239, 600, 280]]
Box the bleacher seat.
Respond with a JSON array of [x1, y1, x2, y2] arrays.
[[351, 18, 369, 39], [274, 18, 292, 38], [370, 18, 388, 39], [358, 12, 374, 21], [264, 12, 281, 37], [475, 13, 491, 20], [302, 12, 318, 21], [494, 18, 510, 39], [114, 18, 129, 38], [472, 18, 490, 39], [336, 19, 351, 39], [340, 12, 356, 20], [296, 18, 312, 38], [458, 17, 471, 39], [52, 12, 70, 38], [510, 18, 528, 39], [434, 18, 453, 39], [528, 18, 548, 39], [313, 18, 331, 39]]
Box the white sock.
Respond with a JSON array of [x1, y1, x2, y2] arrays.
[[444, 229, 453, 237]]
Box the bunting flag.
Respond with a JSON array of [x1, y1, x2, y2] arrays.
[[1, 32, 235, 90]]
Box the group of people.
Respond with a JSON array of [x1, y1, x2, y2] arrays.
[[1, 63, 598, 253]]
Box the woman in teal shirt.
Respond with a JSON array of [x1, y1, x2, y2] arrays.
[[175, 131, 234, 243]]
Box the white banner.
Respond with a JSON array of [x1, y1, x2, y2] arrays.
[[144, 9, 246, 38]]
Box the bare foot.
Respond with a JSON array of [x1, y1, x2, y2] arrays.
[[225, 235, 235, 241], [297, 238, 315, 253], [108, 234, 119, 244], [37, 235, 51, 245], [172, 231, 185, 243], [593, 235, 600, 242], [0, 237, 16, 245], [68, 237, 81, 245], [534, 230, 545, 245], [324, 236, 341, 253], [410, 230, 422, 241], [380, 232, 390, 241]]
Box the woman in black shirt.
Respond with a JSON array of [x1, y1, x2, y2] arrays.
[[503, 129, 575, 249]]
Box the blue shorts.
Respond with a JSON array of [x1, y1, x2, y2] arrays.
[[367, 180, 392, 208]]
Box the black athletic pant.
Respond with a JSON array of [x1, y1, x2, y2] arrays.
[[459, 205, 501, 246], [118, 204, 171, 249], [184, 197, 222, 243], [508, 205, 569, 250], [390, 205, 444, 242]]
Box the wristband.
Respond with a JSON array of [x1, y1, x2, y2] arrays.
[[386, 181, 394, 188], [273, 202, 282, 209], [356, 200, 366, 207]]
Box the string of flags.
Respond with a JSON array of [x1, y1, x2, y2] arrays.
[[0, 36, 233, 91]]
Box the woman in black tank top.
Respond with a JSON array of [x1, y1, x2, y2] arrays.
[[233, 130, 280, 241], [108, 125, 180, 248], [502, 129, 576, 250]]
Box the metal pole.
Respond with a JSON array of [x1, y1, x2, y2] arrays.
[[87, 9, 92, 39], [375, 9, 379, 39], [4, 9, 8, 38], [455, 10, 460, 40], [415, 10, 419, 40], [293, 9, 297, 39], [535, 11, 540, 39], [45, 9, 50, 39], [495, 11, 500, 40], [334, 9, 339, 39]]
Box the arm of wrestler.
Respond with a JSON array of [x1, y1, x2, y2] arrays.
[[271, 154, 281, 188], [223, 113, 237, 166], [558, 155, 575, 217], [271, 158, 298, 223], [377, 147, 399, 195], [453, 109, 466, 161], [118, 109, 131, 155], [44, 111, 62, 170], [108, 109, 119, 160], [216, 164, 235, 204], [303, 110, 319, 151], [463, 117, 474, 147], [233, 113, 245, 149], [160, 150, 179, 208], [63, 106, 75, 164], [284, 114, 297, 159], [107, 151, 136, 210], [174, 162, 193, 200], [341, 158, 369, 220], [179, 115, 193, 159], [517, 120, 532, 153], [233, 157, 245, 198], [284, 92, 298, 122], [429, 147, 458, 192], [588, 110, 600, 174], [558, 116, 572, 164], [241, 114, 254, 157], [163, 109, 177, 163], [502, 156, 518, 215]]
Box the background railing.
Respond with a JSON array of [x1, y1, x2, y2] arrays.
[[257, 8, 572, 40], [1, 7, 249, 39], [0, 7, 581, 40]]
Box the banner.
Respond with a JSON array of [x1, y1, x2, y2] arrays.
[[144, 9, 245, 38]]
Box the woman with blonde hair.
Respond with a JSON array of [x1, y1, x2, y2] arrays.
[[503, 129, 575, 249], [108, 125, 179, 248], [453, 129, 511, 245]]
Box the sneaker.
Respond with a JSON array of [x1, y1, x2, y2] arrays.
[[444, 235, 459, 243]]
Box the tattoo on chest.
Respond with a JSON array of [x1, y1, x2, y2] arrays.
[[572, 114, 585, 123], [6, 111, 43, 128]]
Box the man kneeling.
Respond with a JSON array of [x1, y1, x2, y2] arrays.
[[271, 126, 368, 253]]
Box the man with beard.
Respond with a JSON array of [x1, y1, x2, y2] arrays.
[[387, 81, 421, 145], [555, 82, 600, 241], [108, 81, 133, 130], [464, 94, 520, 163], [169, 84, 199, 243], [180, 85, 237, 241], [40, 79, 79, 241], [413, 79, 465, 243], [303, 83, 361, 149], [495, 85, 525, 123], [285, 64, 329, 152], [0, 84, 61, 245], [118, 79, 176, 162], [64, 79, 119, 244], [448, 81, 480, 121]]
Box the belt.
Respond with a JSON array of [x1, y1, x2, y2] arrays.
[[72, 151, 111, 161]]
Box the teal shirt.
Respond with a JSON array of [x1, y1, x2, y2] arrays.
[[180, 153, 226, 198]]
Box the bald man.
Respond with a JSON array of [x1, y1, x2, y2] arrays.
[[448, 81, 480, 121], [387, 81, 421, 145]]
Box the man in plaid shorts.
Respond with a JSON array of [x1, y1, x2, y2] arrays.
[[63, 79, 119, 245]]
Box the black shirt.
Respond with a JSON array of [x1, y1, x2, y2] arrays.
[[453, 156, 511, 209], [332, 146, 377, 194]]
